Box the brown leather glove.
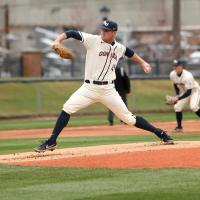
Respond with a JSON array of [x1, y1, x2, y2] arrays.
[[52, 43, 75, 59]]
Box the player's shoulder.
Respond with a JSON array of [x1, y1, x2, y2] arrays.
[[183, 69, 192, 75], [183, 69, 193, 78], [115, 41, 125, 48], [170, 70, 176, 78], [79, 31, 99, 41], [115, 41, 126, 53]]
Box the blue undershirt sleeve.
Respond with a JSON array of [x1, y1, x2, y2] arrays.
[[178, 89, 192, 100], [125, 47, 135, 58], [173, 84, 180, 95], [65, 30, 82, 41]]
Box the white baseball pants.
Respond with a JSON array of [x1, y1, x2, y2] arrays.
[[63, 83, 136, 125], [174, 87, 200, 112]]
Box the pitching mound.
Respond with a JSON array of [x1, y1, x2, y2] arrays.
[[1, 141, 200, 169]]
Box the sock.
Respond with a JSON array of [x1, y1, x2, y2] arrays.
[[135, 116, 163, 139], [195, 109, 200, 117], [49, 110, 70, 142], [176, 112, 182, 128]]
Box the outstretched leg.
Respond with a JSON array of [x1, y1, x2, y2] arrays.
[[134, 116, 173, 144], [101, 89, 174, 144], [49, 111, 70, 142], [34, 111, 70, 152], [34, 84, 96, 152]]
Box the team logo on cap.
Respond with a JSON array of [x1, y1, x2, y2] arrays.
[[103, 21, 109, 26], [173, 59, 178, 64]]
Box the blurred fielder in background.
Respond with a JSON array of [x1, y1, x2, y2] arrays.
[[168, 59, 200, 132]]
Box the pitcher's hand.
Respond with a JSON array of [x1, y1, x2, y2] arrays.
[[142, 62, 151, 74]]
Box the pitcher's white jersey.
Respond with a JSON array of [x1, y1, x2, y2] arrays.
[[62, 32, 136, 126], [79, 32, 126, 81], [170, 69, 199, 94]]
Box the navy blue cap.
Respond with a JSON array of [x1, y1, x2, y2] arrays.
[[99, 20, 118, 31], [173, 59, 185, 67]]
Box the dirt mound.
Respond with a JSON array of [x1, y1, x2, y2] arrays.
[[1, 141, 200, 169]]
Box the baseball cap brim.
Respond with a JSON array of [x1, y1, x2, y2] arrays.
[[173, 64, 182, 67], [98, 24, 113, 31], [173, 59, 185, 67], [173, 62, 184, 67]]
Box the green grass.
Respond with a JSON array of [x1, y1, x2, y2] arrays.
[[0, 79, 199, 200], [0, 112, 198, 130], [0, 111, 199, 130], [0, 115, 108, 130], [1, 79, 199, 116], [0, 134, 199, 155], [0, 81, 107, 115], [0, 165, 200, 200]]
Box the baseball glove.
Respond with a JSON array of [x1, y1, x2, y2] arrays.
[[165, 95, 178, 105], [52, 43, 75, 59]]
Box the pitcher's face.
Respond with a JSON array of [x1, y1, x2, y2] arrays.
[[100, 30, 116, 44]]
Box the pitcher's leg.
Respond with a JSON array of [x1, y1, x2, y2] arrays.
[[48, 111, 70, 143], [34, 86, 96, 152], [52, 87, 95, 140], [119, 92, 127, 124], [120, 92, 127, 106], [101, 91, 136, 125], [134, 116, 173, 143], [101, 90, 174, 144]]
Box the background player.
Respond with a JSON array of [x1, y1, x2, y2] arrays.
[[170, 59, 200, 132], [35, 20, 173, 152], [108, 60, 130, 125]]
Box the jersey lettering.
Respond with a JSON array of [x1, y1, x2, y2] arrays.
[[99, 51, 117, 60]]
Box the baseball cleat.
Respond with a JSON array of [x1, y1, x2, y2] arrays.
[[172, 126, 183, 133], [160, 131, 174, 145], [34, 140, 57, 153]]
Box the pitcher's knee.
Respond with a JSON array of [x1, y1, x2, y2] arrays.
[[63, 103, 75, 115], [122, 114, 136, 125]]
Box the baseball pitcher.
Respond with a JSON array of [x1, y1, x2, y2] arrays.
[[35, 20, 173, 152]]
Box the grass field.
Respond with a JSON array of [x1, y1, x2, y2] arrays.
[[1, 79, 200, 200], [0, 111, 198, 130], [2, 79, 198, 116], [1, 131, 200, 200], [1, 165, 200, 200], [1, 126, 200, 200]]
